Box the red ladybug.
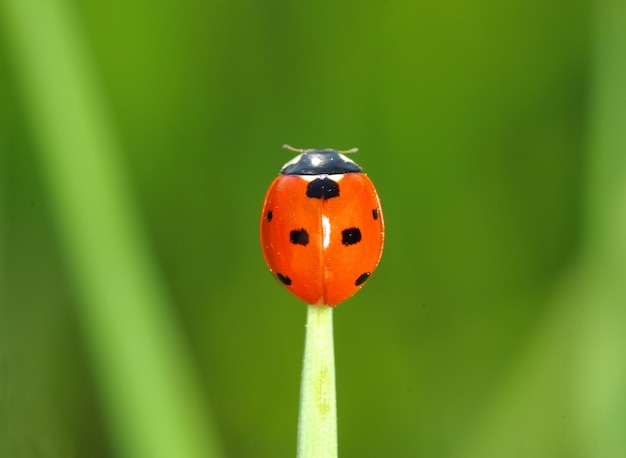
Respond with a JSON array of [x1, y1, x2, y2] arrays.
[[260, 146, 384, 306]]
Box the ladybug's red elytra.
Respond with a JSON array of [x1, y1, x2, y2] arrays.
[[260, 146, 384, 306]]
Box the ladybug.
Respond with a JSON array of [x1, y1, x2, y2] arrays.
[[260, 145, 384, 306]]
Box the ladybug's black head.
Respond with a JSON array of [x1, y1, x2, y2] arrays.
[[280, 147, 362, 175]]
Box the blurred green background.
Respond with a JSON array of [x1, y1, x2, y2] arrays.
[[2, 0, 625, 457]]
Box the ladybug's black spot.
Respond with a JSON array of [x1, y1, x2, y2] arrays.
[[372, 209, 379, 220], [342, 228, 362, 246], [355, 272, 370, 286], [266, 210, 273, 221], [290, 228, 309, 246], [306, 178, 340, 200], [277, 273, 292, 285]]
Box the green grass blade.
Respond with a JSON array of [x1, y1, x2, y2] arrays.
[[574, 1, 626, 455], [0, 1, 222, 457]]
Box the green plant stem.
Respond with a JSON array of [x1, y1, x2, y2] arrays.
[[298, 305, 338, 458]]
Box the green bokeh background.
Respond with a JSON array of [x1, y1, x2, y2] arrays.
[[2, 0, 625, 457]]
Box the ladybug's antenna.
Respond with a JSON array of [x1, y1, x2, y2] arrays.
[[283, 144, 304, 153], [284, 144, 359, 154]]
